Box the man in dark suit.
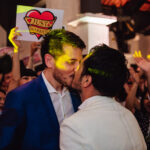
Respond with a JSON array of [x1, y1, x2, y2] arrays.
[[0, 28, 86, 150]]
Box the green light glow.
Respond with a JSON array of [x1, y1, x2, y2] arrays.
[[133, 50, 142, 58], [17, 30, 29, 33], [17, 5, 34, 14], [147, 55, 150, 59], [88, 68, 112, 78]]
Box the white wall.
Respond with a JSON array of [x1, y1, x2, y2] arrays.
[[0, 0, 150, 62], [0, 25, 7, 48], [46, 0, 80, 27]]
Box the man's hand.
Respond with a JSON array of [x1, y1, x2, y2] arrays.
[[8, 27, 22, 53]]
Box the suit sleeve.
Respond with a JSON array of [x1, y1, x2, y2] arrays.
[[0, 90, 25, 150], [60, 118, 92, 150]]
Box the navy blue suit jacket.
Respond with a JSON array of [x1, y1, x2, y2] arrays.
[[0, 74, 81, 150]]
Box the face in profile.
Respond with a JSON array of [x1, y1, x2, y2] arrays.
[[0, 91, 6, 109], [52, 44, 82, 87], [71, 56, 88, 91], [19, 76, 37, 86]]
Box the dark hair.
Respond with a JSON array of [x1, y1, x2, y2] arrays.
[[130, 64, 138, 73], [41, 29, 86, 67], [116, 87, 127, 102], [81, 44, 129, 97], [0, 89, 6, 95], [21, 69, 37, 77], [20, 60, 26, 74], [35, 64, 45, 73], [0, 54, 12, 74]]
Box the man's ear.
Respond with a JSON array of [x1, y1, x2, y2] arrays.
[[82, 75, 92, 88], [44, 54, 54, 68]]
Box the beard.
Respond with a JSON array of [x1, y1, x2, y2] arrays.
[[53, 68, 74, 88], [71, 78, 82, 93]]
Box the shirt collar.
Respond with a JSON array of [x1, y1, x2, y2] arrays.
[[42, 72, 68, 94], [78, 95, 114, 110]]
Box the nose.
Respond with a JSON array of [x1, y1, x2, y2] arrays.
[[74, 62, 80, 72]]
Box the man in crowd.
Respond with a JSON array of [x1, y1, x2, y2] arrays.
[[0, 29, 85, 150], [60, 44, 147, 150]]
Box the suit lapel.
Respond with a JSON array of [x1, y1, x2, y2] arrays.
[[36, 75, 59, 130], [35, 76, 81, 129], [69, 88, 81, 112]]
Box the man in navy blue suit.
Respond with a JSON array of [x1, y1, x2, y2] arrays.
[[0, 28, 86, 150]]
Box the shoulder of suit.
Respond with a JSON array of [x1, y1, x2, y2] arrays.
[[7, 77, 40, 98]]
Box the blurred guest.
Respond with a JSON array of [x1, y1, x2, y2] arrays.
[[0, 54, 13, 92], [7, 68, 37, 92], [0, 57, 5, 82], [0, 89, 6, 115], [134, 57, 150, 148], [134, 57, 150, 94], [19, 69, 37, 86], [122, 60, 150, 148], [26, 42, 41, 70], [6, 28, 38, 92], [35, 63, 45, 76]]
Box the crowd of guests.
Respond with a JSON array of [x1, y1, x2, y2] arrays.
[[0, 29, 45, 113], [0, 27, 149, 150], [116, 61, 150, 148]]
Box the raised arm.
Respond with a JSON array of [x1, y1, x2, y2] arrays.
[[26, 42, 41, 70], [125, 68, 140, 112], [134, 57, 150, 94], [7, 27, 22, 92]]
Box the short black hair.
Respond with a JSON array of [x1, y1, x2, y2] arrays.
[[35, 64, 45, 73], [130, 64, 138, 73], [81, 44, 129, 97], [41, 29, 86, 67], [0, 54, 12, 74], [0, 89, 6, 95], [21, 69, 37, 77]]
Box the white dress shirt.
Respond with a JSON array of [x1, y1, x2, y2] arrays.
[[42, 72, 74, 124], [60, 95, 147, 150]]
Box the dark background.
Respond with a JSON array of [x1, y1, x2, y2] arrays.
[[0, 0, 150, 52]]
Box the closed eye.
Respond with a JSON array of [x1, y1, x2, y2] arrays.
[[67, 59, 77, 65]]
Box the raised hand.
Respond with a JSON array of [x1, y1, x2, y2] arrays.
[[134, 57, 150, 74], [8, 27, 22, 53]]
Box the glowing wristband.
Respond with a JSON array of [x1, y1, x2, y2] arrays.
[[14, 48, 18, 53]]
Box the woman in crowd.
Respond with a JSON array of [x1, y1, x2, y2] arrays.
[[0, 89, 6, 115], [6, 27, 40, 92], [123, 57, 150, 148]]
